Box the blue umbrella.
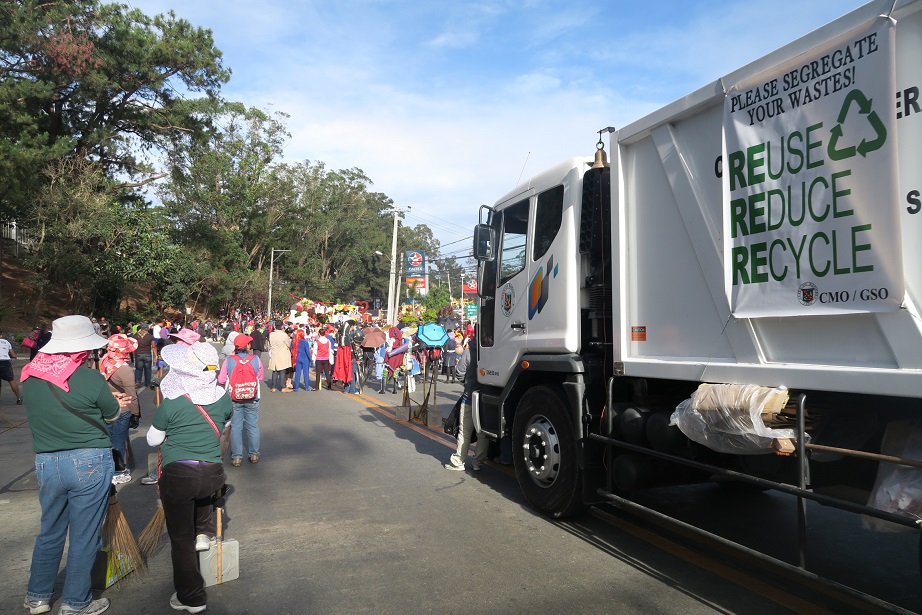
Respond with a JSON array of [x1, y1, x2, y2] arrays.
[[416, 322, 449, 348]]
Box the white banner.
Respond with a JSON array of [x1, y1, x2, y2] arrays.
[[723, 17, 902, 317]]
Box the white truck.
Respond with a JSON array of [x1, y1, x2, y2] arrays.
[[470, 0, 922, 573]]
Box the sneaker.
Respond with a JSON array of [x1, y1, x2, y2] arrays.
[[169, 593, 206, 613], [140, 475, 158, 485], [23, 597, 51, 614], [17, 398, 23, 405], [59, 598, 110, 615], [195, 534, 211, 552], [231, 458, 242, 467], [111, 471, 131, 485], [444, 462, 465, 471], [471, 461, 483, 471], [249, 455, 259, 464]]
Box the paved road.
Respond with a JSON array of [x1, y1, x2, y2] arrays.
[[0, 364, 904, 614]]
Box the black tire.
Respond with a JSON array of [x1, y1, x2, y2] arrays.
[[512, 385, 586, 518]]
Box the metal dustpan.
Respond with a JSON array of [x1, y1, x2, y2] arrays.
[[200, 487, 239, 586]]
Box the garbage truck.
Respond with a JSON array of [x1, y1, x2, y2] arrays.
[[470, 0, 922, 571]]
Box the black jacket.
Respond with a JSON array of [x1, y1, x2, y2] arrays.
[[250, 329, 266, 352]]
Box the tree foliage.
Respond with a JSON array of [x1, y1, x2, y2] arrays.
[[1, 1, 443, 322], [0, 1, 230, 221]]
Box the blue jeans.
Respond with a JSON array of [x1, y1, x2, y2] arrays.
[[27, 448, 114, 609], [293, 359, 311, 390], [346, 358, 359, 394], [230, 401, 260, 459], [134, 354, 153, 387], [107, 412, 131, 466]]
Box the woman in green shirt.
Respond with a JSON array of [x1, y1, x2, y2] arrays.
[[147, 342, 232, 613], [22, 315, 123, 615]]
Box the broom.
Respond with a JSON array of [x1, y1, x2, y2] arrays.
[[101, 484, 145, 581], [138, 451, 166, 559], [137, 499, 166, 559], [221, 422, 231, 459]]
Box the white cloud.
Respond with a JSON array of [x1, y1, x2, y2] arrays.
[[131, 0, 868, 250]]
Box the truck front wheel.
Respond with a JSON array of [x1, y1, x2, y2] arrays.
[[512, 386, 585, 518]]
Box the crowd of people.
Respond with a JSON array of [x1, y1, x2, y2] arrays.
[[13, 308, 480, 615]]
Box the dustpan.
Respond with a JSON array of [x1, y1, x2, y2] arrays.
[[200, 487, 239, 586]]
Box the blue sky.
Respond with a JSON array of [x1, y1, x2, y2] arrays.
[[131, 0, 869, 259]]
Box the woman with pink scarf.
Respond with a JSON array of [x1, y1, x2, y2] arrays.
[[21, 315, 124, 615], [99, 334, 140, 485]]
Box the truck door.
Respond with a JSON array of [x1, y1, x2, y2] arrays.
[[478, 198, 531, 387]]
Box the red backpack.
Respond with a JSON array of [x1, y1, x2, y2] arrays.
[[227, 354, 259, 402]]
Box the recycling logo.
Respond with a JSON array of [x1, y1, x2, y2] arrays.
[[827, 89, 887, 161]]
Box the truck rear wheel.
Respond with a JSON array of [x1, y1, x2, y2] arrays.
[[512, 386, 585, 518]]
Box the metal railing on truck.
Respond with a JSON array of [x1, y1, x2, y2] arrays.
[[590, 389, 921, 614]]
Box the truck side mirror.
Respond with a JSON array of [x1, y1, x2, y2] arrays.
[[473, 224, 496, 262]]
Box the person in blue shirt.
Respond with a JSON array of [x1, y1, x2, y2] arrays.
[[216, 335, 264, 467]]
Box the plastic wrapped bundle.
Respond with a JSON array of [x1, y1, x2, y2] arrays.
[[669, 384, 795, 455], [864, 420, 922, 532]]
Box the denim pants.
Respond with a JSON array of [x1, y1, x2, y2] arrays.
[[107, 412, 131, 466], [230, 401, 260, 459], [346, 358, 359, 393], [293, 359, 311, 390], [270, 369, 286, 390], [134, 353, 153, 387], [27, 448, 114, 610], [160, 461, 226, 608]]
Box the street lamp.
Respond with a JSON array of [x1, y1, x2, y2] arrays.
[[267, 249, 291, 320]]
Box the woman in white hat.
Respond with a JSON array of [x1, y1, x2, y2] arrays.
[[146, 341, 232, 613], [21, 315, 126, 615]]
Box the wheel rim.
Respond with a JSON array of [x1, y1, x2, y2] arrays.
[[521, 414, 561, 487]]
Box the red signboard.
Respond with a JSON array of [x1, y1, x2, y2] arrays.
[[462, 280, 478, 293]]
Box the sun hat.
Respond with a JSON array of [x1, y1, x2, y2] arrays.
[[169, 328, 201, 346], [39, 315, 110, 354], [160, 341, 225, 405], [233, 334, 253, 349]]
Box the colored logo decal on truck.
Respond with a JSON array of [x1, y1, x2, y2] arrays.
[[501, 283, 515, 316], [528, 255, 557, 320]]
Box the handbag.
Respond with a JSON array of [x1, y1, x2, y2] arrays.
[[45, 381, 124, 470], [22, 336, 37, 349]]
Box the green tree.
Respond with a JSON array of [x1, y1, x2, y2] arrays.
[[159, 103, 290, 312], [27, 158, 174, 314], [420, 283, 450, 323], [0, 1, 230, 221]]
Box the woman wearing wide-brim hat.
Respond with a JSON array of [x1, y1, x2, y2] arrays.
[[21, 315, 126, 615], [146, 341, 232, 613]]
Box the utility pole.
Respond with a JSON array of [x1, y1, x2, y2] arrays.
[[387, 209, 399, 325]]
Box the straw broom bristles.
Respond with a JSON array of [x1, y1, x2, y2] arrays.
[[221, 422, 231, 458], [101, 484, 144, 576], [137, 499, 166, 559]]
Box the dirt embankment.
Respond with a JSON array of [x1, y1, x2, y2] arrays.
[[0, 247, 151, 339]]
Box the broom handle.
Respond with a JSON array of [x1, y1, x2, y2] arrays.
[[215, 493, 223, 584]]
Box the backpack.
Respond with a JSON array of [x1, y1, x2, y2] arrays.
[[227, 354, 259, 402]]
